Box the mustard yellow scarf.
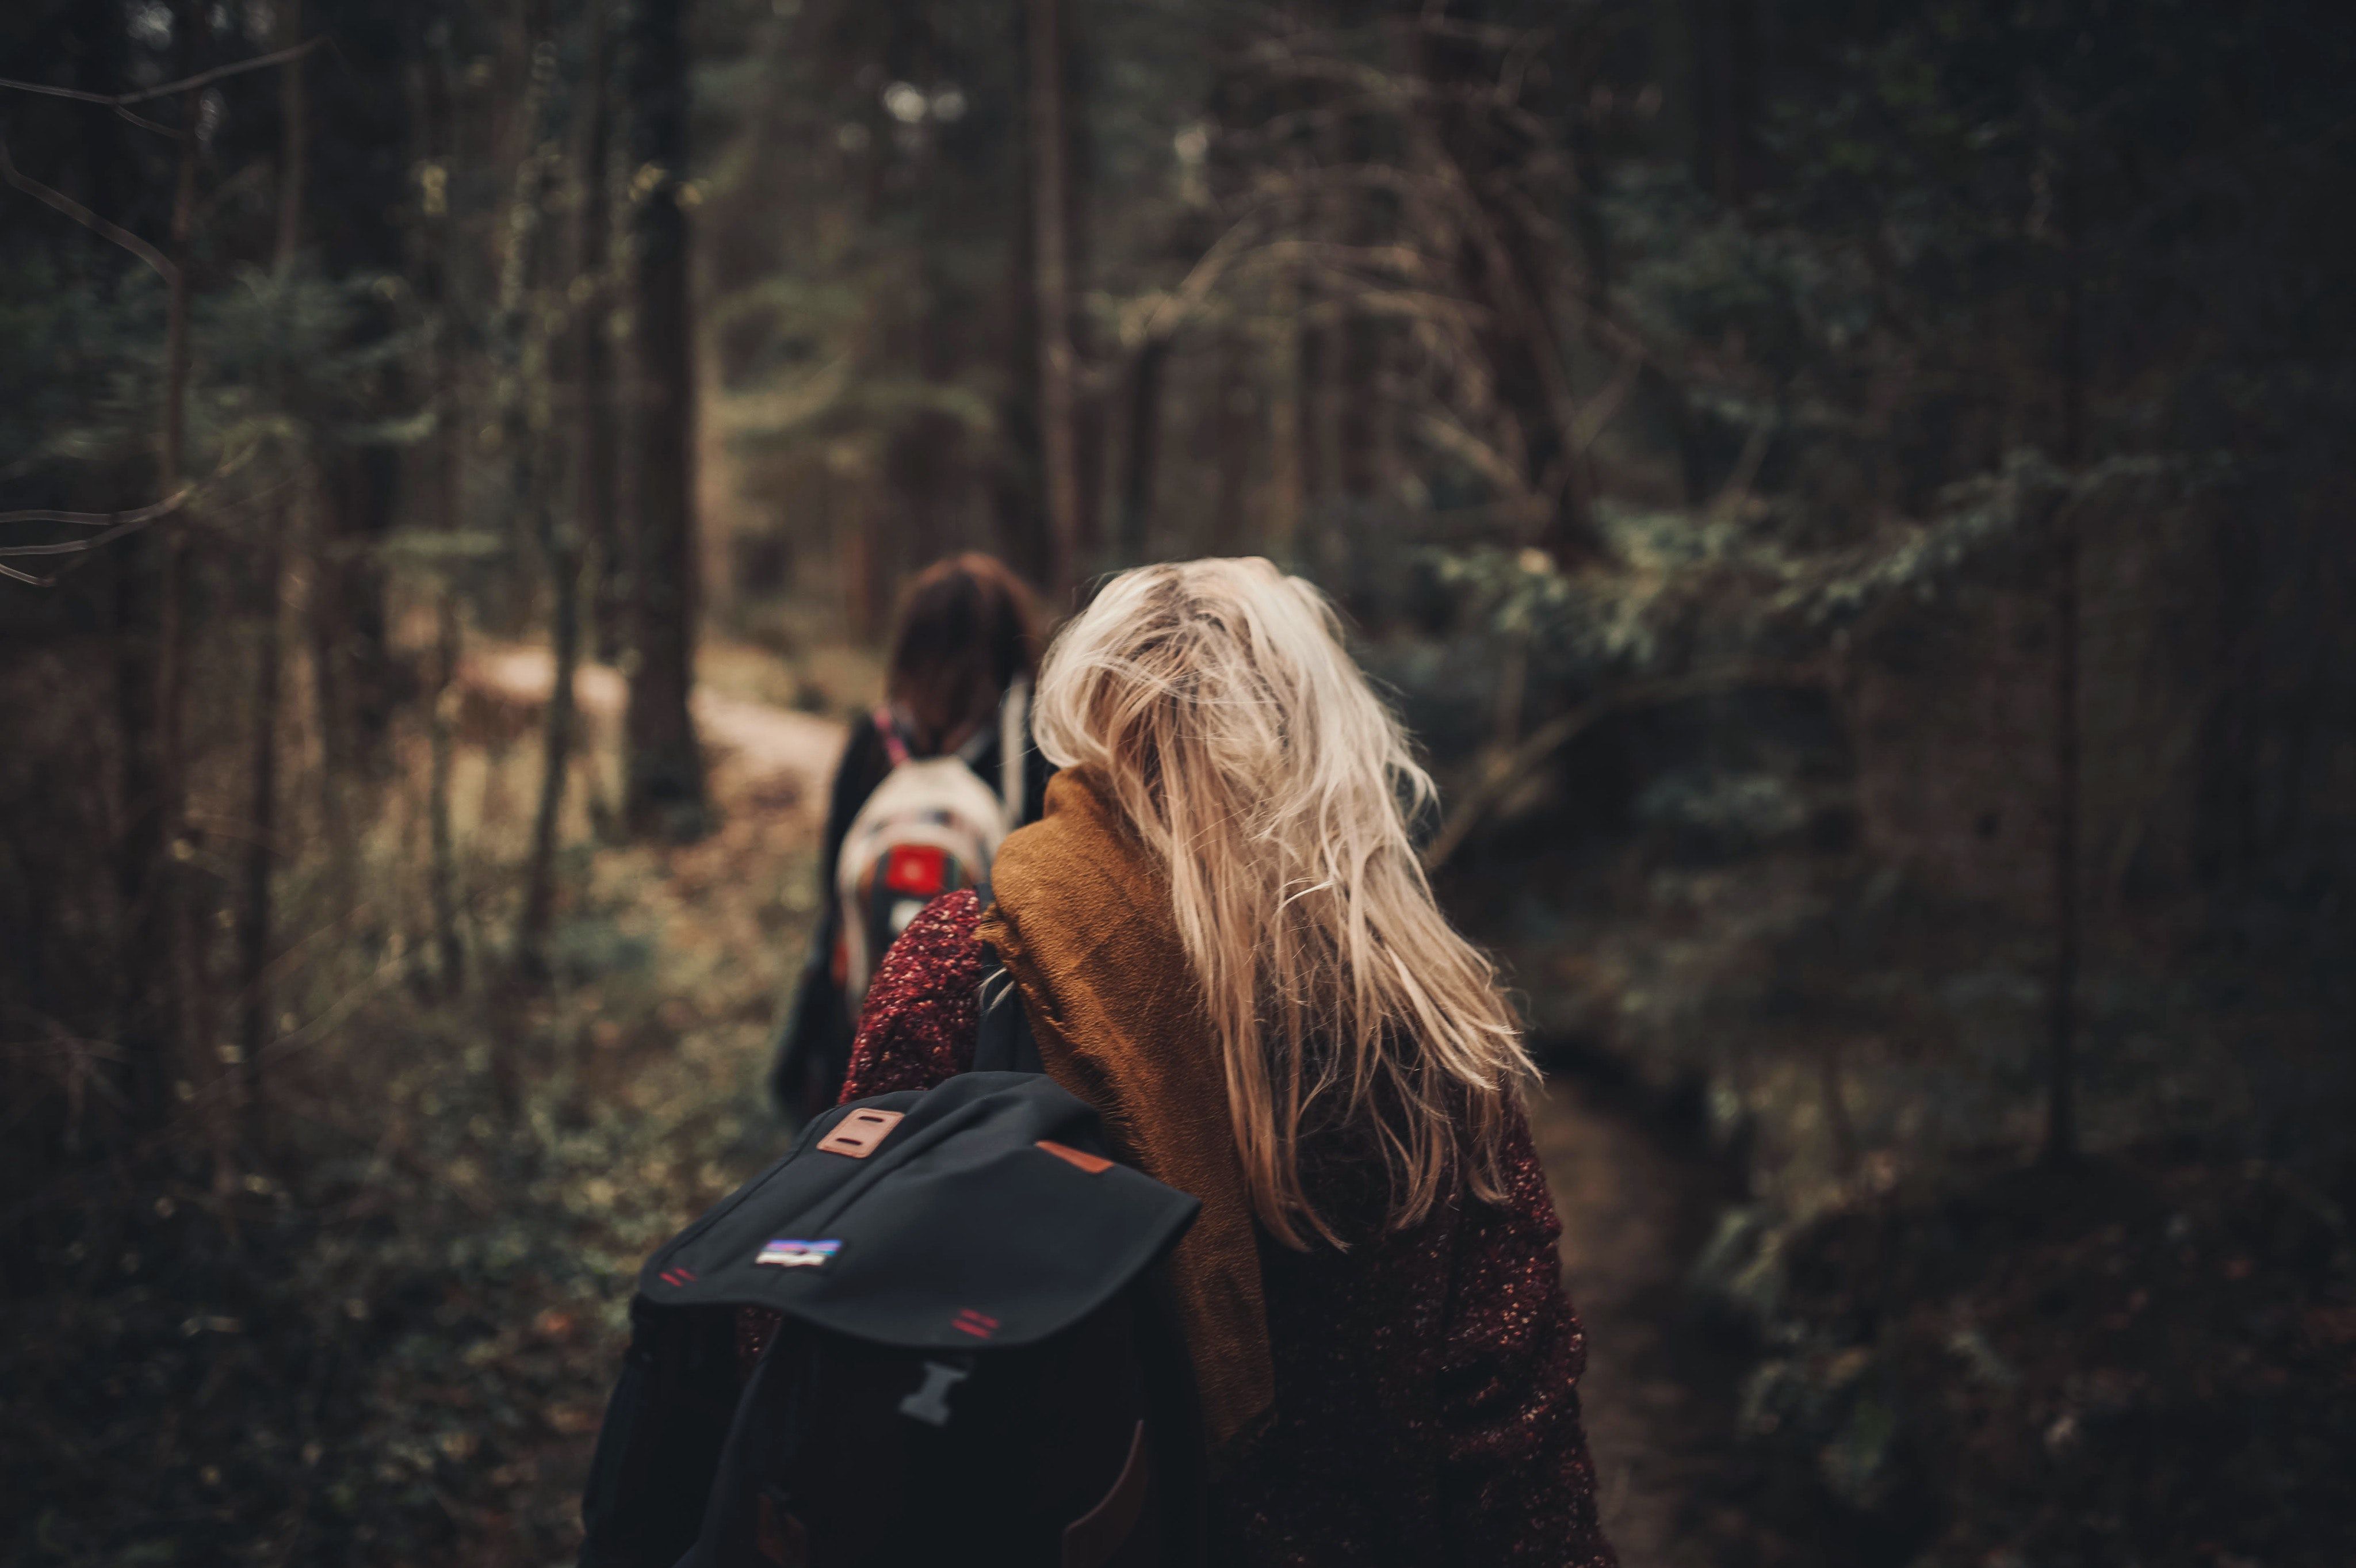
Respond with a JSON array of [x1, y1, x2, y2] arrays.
[[978, 767, 1275, 1456]]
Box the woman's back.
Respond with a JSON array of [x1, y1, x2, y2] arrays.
[[831, 559, 1615, 1563], [840, 888, 1611, 1565]]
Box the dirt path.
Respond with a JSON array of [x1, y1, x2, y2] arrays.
[[1528, 1079, 1770, 1566], [458, 644, 848, 815]]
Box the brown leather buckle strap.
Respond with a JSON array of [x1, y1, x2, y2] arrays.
[[815, 1108, 905, 1158]]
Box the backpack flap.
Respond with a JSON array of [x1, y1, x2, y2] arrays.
[[641, 1074, 1198, 1353], [585, 1075, 1201, 1567]]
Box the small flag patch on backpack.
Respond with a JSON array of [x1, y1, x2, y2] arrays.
[[755, 1238, 841, 1268]]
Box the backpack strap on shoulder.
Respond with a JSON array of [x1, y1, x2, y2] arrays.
[[953, 714, 996, 768], [999, 676, 1031, 826], [972, 945, 1043, 1076], [873, 706, 912, 768]]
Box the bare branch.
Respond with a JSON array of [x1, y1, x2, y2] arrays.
[[5, 510, 120, 530], [1705, 418, 1777, 523], [1422, 665, 1830, 873], [0, 519, 157, 557], [1135, 205, 1272, 345], [1418, 410, 1531, 501], [1571, 347, 1646, 452], [0, 491, 190, 587], [0, 77, 131, 107], [0, 137, 177, 286], [0, 37, 328, 112]]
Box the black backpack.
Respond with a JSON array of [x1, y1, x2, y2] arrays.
[[579, 963, 1204, 1568]]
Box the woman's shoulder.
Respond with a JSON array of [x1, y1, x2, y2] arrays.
[[883, 888, 984, 977], [846, 708, 906, 781], [826, 711, 899, 829], [839, 890, 986, 1099]]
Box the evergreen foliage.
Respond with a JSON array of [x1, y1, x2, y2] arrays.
[[2, 0, 2350, 1562]]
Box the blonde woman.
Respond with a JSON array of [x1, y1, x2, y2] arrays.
[[839, 559, 1614, 1565]]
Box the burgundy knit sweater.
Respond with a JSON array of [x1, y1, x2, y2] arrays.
[[814, 890, 1616, 1568]]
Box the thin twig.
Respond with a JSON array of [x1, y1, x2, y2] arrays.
[[1422, 664, 1828, 873], [1136, 201, 1280, 343], [0, 490, 190, 587], [0, 492, 190, 531], [1571, 347, 1646, 452], [1706, 416, 1776, 523], [0, 935, 411, 1232], [0, 37, 327, 111], [0, 136, 178, 286]]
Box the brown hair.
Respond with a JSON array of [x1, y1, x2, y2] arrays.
[[886, 553, 1044, 754]]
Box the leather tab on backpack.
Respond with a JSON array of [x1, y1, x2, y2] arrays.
[[1037, 1139, 1114, 1175], [1062, 1420, 1151, 1568], [816, 1108, 905, 1158]]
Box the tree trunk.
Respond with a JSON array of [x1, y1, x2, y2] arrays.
[[1209, 332, 1252, 556], [2044, 159, 2086, 1169], [305, 507, 346, 850], [506, 19, 561, 965], [238, 1, 306, 1084], [406, 6, 466, 994], [1267, 265, 1306, 563], [1820, 1035, 1860, 1180], [2045, 486, 2081, 1168], [58, 0, 150, 1153], [1026, 0, 1083, 596], [622, 0, 707, 838], [576, 0, 624, 665], [993, 115, 1050, 591], [429, 585, 465, 993], [1337, 315, 1381, 502], [239, 507, 287, 1081], [1688, 0, 1758, 204], [273, 0, 307, 269], [119, 5, 205, 1126], [113, 548, 169, 1126], [1114, 335, 1168, 565], [315, 459, 400, 771], [518, 518, 582, 973], [521, 3, 609, 972], [113, 399, 169, 1122]]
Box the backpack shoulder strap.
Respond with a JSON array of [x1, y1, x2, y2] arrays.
[[579, 1301, 741, 1568], [999, 677, 1031, 826], [972, 945, 1043, 1075], [871, 706, 911, 768], [672, 1321, 806, 1568]]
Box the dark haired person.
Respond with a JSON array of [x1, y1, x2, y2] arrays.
[[765, 553, 1050, 1123]]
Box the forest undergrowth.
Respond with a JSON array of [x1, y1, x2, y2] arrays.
[[1, 678, 827, 1568], [1465, 837, 2356, 1567], [7, 1, 2354, 1563]]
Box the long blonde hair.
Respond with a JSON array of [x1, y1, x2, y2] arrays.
[[1031, 559, 1536, 1247]]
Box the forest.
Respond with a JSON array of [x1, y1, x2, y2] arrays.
[[2, 0, 2351, 1563]]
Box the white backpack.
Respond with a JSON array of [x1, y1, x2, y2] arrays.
[[834, 678, 1031, 1007]]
